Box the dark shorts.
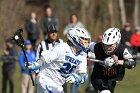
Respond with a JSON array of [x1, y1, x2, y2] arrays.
[[91, 78, 116, 93]]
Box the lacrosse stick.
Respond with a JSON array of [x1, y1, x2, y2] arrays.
[[12, 29, 35, 86]]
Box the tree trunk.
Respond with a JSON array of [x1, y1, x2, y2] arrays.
[[108, 0, 115, 26], [80, 0, 89, 25], [119, 0, 126, 25], [134, 0, 139, 26]]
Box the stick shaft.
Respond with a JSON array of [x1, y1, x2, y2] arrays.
[[21, 46, 35, 86], [89, 54, 139, 63], [89, 59, 105, 63]]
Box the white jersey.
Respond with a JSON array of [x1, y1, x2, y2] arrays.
[[37, 42, 87, 85]]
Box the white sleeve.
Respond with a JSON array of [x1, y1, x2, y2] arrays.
[[41, 44, 65, 64], [36, 43, 41, 61], [89, 42, 96, 53]]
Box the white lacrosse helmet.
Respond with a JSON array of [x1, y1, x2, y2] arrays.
[[67, 28, 91, 53], [102, 28, 121, 54], [100, 90, 111, 93]]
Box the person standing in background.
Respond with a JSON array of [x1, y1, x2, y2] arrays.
[[2, 39, 18, 93], [41, 6, 58, 39], [63, 14, 85, 36], [18, 40, 36, 93], [130, 26, 140, 54], [25, 12, 40, 50], [120, 22, 133, 48]]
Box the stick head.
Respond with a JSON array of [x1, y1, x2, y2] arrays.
[[12, 29, 24, 46], [14, 35, 19, 40]]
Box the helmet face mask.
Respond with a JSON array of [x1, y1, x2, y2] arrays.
[[102, 28, 121, 55], [67, 28, 91, 53], [79, 37, 91, 48], [102, 43, 118, 55]]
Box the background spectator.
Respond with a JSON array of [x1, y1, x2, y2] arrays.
[[41, 6, 58, 39], [25, 12, 40, 50], [130, 26, 140, 54], [96, 35, 102, 43], [120, 22, 133, 48], [63, 14, 85, 36], [2, 39, 18, 93], [18, 40, 36, 93]]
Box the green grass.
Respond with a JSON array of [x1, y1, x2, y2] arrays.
[[0, 62, 21, 93], [0, 62, 140, 93], [115, 64, 140, 93]]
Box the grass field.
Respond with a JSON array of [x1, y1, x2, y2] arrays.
[[0, 62, 140, 93]]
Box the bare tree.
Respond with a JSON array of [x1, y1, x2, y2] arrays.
[[80, 0, 89, 25], [119, 0, 126, 25], [108, 0, 115, 26], [0, 0, 25, 50], [134, 0, 139, 26]]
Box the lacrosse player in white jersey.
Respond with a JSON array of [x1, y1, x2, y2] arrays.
[[26, 28, 91, 93]]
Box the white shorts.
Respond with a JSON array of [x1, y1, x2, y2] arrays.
[[36, 73, 64, 93]]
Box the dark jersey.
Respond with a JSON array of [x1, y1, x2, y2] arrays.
[[89, 42, 136, 81]]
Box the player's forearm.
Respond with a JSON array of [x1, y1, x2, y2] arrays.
[[116, 59, 136, 69], [116, 60, 124, 65]]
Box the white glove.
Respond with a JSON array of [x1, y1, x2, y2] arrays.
[[104, 57, 115, 67], [25, 62, 40, 70], [65, 73, 81, 84]]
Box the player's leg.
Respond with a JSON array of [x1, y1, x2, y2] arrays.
[[28, 74, 35, 93], [62, 83, 67, 93], [70, 83, 81, 93], [91, 78, 116, 93], [36, 78, 64, 93], [2, 68, 8, 93], [8, 69, 15, 93], [21, 74, 30, 93], [36, 73, 64, 93], [36, 82, 48, 93], [107, 80, 116, 93], [36, 74, 53, 93], [91, 78, 102, 93], [99, 80, 116, 93]]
